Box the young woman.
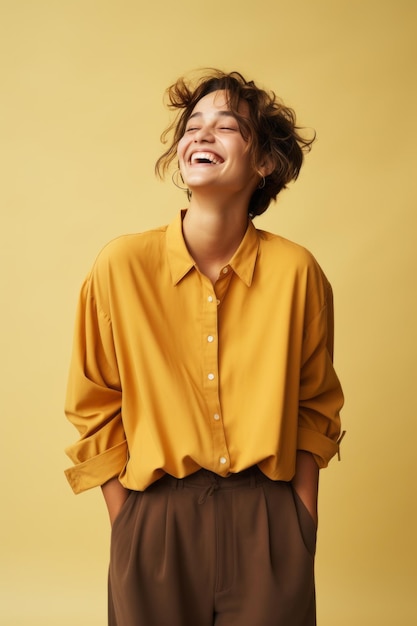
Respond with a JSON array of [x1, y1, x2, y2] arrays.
[[65, 70, 344, 626]]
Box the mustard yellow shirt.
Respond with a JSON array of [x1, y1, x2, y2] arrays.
[[65, 211, 343, 494]]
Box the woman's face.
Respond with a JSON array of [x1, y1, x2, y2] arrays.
[[177, 90, 259, 197]]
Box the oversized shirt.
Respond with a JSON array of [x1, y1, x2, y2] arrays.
[[65, 211, 343, 494]]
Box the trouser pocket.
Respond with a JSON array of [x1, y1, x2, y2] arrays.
[[291, 486, 317, 558]]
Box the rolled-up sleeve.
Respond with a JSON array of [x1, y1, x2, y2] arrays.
[[297, 281, 344, 467], [64, 277, 127, 494]]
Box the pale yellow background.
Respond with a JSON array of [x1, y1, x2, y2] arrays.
[[1, 0, 416, 624]]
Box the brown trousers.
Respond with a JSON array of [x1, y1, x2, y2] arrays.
[[108, 467, 317, 626]]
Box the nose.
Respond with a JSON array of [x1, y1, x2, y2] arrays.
[[194, 125, 214, 143]]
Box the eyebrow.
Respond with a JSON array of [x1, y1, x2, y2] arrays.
[[187, 110, 237, 121]]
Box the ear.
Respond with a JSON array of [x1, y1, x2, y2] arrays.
[[257, 154, 274, 178]]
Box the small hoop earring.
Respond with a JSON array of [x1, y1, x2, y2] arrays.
[[258, 176, 266, 189], [172, 169, 188, 191]]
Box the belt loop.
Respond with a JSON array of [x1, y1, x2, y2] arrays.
[[172, 477, 184, 490]]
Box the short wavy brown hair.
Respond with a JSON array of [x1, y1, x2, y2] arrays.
[[155, 69, 315, 218]]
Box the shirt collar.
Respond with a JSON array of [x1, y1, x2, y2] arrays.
[[166, 210, 196, 285], [166, 210, 260, 287], [227, 218, 259, 286]]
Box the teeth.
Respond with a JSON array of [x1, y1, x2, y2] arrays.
[[190, 152, 223, 165]]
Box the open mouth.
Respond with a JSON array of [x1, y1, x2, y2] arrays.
[[190, 151, 224, 165]]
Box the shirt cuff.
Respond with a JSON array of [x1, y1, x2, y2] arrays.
[[297, 426, 340, 468], [64, 440, 128, 494]]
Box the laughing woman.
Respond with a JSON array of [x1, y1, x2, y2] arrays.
[[65, 69, 344, 626]]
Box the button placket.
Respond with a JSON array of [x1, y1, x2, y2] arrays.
[[203, 287, 218, 390], [202, 283, 230, 472]]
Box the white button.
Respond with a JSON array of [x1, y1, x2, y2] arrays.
[[216, 299, 220, 305], [213, 413, 220, 421], [207, 373, 215, 380], [222, 267, 229, 274], [207, 335, 214, 343], [208, 295, 213, 302], [219, 456, 227, 464]]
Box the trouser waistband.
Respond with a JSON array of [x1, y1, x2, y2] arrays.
[[157, 466, 273, 503], [169, 466, 270, 487]]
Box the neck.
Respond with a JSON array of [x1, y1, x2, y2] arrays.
[[182, 195, 249, 283]]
